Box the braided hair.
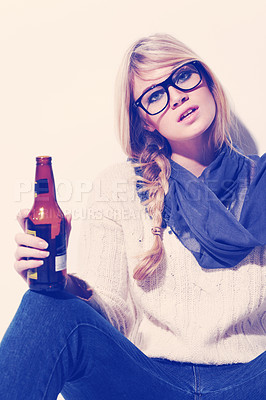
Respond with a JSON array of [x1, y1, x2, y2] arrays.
[[115, 33, 234, 280], [133, 132, 171, 280]]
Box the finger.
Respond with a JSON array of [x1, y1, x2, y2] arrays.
[[17, 208, 30, 230], [65, 213, 72, 226], [65, 213, 72, 245], [15, 232, 48, 250], [15, 246, 50, 262], [14, 259, 44, 277], [65, 214, 72, 234]]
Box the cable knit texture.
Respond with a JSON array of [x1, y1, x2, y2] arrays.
[[78, 162, 266, 365]]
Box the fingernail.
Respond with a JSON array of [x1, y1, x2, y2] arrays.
[[39, 241, 48, 249]]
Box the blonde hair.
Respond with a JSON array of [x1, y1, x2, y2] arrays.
[[115, 33, 234, 281]]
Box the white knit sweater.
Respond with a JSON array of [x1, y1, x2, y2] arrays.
[[78, 162, 266, 365]]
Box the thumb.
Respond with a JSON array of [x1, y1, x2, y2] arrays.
[[65, 213, 72, 245]]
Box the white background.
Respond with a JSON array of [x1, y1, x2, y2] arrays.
[[0, 1, 265, 397]]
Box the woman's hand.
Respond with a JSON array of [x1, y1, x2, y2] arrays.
[[14, 209, 72, 281]]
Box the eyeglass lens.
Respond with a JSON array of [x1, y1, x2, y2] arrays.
[[141, 64, 201, 115]]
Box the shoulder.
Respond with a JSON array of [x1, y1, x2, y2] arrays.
[[89, 160, 138, 204], [95, 160, 136, 183]]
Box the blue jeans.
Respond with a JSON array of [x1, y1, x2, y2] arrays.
[[0, 290, 265, 399]]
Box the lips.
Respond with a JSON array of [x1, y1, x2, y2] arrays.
[[179, 106, 199, 122]]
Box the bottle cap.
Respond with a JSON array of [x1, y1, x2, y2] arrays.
[[36, 156, 52, 165]]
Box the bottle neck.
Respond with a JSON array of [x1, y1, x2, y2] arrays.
[[34, 160, 57, 203]]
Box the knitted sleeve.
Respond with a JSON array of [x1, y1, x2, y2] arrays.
[[77, 164, 135, 337]]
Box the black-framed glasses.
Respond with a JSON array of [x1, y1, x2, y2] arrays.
[[134, 61, 202, 116]]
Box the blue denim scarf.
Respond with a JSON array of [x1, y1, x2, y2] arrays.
[[135, 144, 266, 269]]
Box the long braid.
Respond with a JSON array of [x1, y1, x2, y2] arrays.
[[133, 136, 171, 280], [115, 34, 235, 280]]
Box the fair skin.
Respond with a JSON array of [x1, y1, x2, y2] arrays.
[[14, 209, 75, 292], [133, 66, 217, 177], [14, 65, 217, 287]]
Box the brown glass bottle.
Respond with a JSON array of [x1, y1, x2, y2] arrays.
[[26, 156, 67, 291]]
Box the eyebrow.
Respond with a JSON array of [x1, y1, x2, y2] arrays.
[[139, 73, 170, 97], [140, 82, 161, 96], [138, 65, 181, 97]]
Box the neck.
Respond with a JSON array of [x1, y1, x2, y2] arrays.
[[169, 134, 215, 177]]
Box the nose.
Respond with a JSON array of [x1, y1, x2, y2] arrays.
[[168, 86, 189, 109]]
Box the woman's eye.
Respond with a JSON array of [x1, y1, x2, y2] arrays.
[[176, 71, 192, 84], [147, 88, 164, 104]]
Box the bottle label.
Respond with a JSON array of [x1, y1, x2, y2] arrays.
[[35, 179, 49, 197], [55, 254, 67, 271], [28, 271, 38, 280], [26, 219, 67, 283]]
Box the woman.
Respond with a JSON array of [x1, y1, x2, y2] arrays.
[[0, 33, 265, 399]]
